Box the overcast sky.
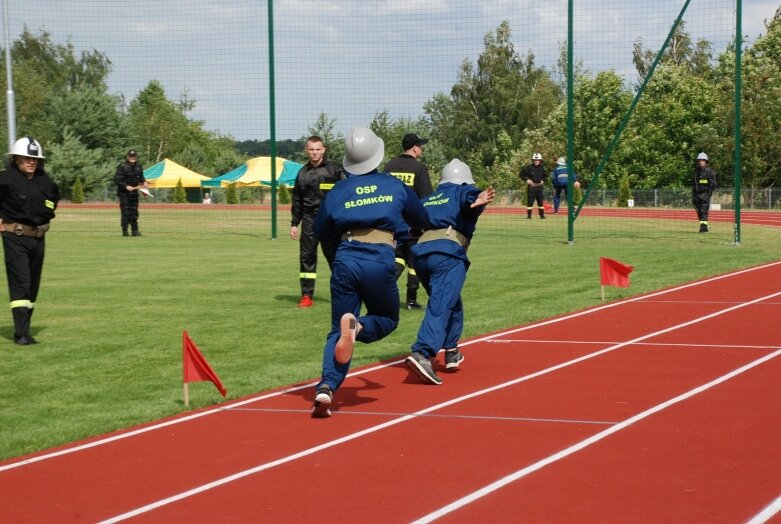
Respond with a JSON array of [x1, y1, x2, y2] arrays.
[[5, 0, 778, 141]]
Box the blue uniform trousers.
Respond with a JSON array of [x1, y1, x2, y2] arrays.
[[411, 252, 466, 359], [318, 244, 400, 392]]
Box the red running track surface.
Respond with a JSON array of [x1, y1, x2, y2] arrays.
[[1, 262, 780, 523]]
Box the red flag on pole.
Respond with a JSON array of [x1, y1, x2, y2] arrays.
[[599, 257, 633, 288], [183, 331, 226, 397]]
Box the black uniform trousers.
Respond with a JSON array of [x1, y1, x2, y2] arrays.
[[527, 186, 545, 217], [299, 212, 337, 298], [118, 192, 140, 233], [3, 233, 45, 338], [693, 192, 711, 223]]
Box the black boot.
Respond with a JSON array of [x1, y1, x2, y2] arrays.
[[12, 307, 37, 345], [132, 230, 142, 237], [527, 210, 532, 219], [122, 229, 129, 236], [539, 209, 546, 219]]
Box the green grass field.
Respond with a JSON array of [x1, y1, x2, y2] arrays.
[[1, 208, 780, 460]]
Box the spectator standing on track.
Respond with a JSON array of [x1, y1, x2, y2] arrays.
[[692, 152, 716, 233], [114, 150, 148, 236], [405, 159, 495, 385], [551, 156, 579, 214], [290, 136, 344, 308], [311, 127, 429, 418], [0, 137, 60, 345], [384, 133, 434, 310], [520, 152, 547, 219]]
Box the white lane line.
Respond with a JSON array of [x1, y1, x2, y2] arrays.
[[98, 290, 781, 523], [412, 347, 781, 524], [2, 260, 780, 474], [747, 494, 781, 524], [489, 339, 781, 350], [225, 408, 619, 426]]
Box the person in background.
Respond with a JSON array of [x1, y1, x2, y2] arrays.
[[290, 136, 344, 308], [384, 133, 434, 310], [405, 159, 495, 385], [520, 152, 547, 219], [551, 156, 580, 214], [692, 152, 716, 233], [0, 137, 60, 345], [311, 127, 429, 417], [202, 192, 212, 204], [114, 150, 148, 236]]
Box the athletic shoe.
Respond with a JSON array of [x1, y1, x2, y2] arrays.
[[444, 348, 464, 370], [311, 386, 332, 418], [406, 301, 423, 310], [335, 313, 359, 364], [298, 295, 314, 308], [405, 351, 443, 385], [699, 223, 708, 233]]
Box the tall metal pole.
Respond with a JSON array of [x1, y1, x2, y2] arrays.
[[3, 0, 16, 150], [733, 0, 742, 245], [566, 0, 574, 244], [267, 0, 277, 239]]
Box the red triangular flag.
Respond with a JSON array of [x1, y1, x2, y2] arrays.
[[600, 257, 633, 288], [183, 331, 226, 397]]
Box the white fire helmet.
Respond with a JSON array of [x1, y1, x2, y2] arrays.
[[532, 152, 543, 161], [342, 127, 384, 175], [8, 136, 45, 159], [441, 158, 475, 185], [557, 157, 566, 166], [696, 152, 709, 161]]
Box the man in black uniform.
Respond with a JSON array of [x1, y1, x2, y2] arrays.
[[383, 133, 434, 310], [115, 150, 148, 237], [520, 152, 547, 219], [290, 136, 344, 308], [692, 152, 716, 233], [0, 137, 60, 345]]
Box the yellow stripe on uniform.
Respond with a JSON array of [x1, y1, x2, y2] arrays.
[[300, 272, 317, 279], [395, 257, 406, 266], [10, 299, 32, 309]]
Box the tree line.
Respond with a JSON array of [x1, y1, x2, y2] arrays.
[[2, 9, 780, 200]]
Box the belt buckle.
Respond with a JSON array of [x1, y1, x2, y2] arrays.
[[14, 224, 24, 236]]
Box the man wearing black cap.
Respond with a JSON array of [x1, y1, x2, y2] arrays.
[[384, 133, 434, 309], [115, 150, 148, 236]]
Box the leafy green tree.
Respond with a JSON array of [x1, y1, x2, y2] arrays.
[[278, 184, 290, 205], [173, 179, 186, 203], [126, 80, 192, 163], [71, 177, 85, 204], [45, 129, 114, 199], [618, 175, 633, 207], [225, 183, 238, 204], [424, 21, 560, 184], [632, 21, 713, 80]]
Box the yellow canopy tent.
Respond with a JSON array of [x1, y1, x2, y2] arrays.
[[144, 159, 211, 188], [202, 157, 303, 188]]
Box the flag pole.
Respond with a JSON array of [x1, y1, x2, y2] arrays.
[[183, 383, 190, 407], [601, 285, 605, 302]]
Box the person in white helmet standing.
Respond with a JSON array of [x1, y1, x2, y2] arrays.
[[0, 137, 60, 345], [405, 159, 495, 385], [310, 126, 430, 417], [692, 152, 716, 233], [520, 152, 547, 219]]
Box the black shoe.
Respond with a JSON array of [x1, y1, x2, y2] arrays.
[[14, 335, 38, 345], [405, 352, 443, 385], [312, 386, 333, 418], [132, 231, 142, 237], [527, 215, 532, 220], [699, 224, 708, 233], [444, 348, 464, 370], [406, 301, 423, 310], [122, 231, 129, 237]]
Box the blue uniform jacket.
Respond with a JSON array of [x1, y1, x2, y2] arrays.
[[411, 182, 485, 267], [314, 170, 430, 256], [552, 165, 577, 188]]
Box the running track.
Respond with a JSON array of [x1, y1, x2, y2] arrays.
[[1, 262, 780, 523]]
